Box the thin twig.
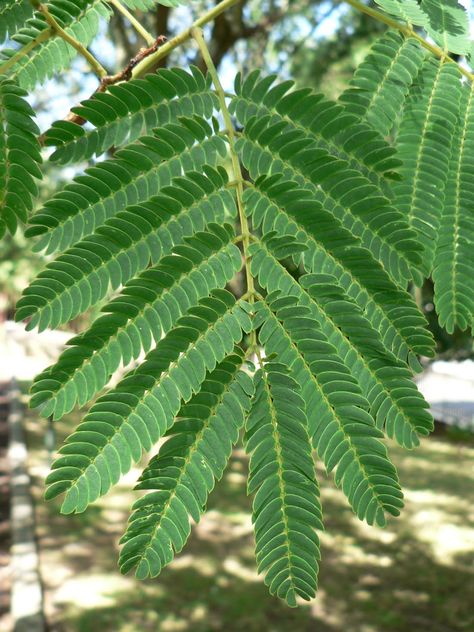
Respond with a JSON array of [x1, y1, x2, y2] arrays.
[[30, 0, 108, 77], [346, 0, 474, 81], [39, 36, 167, 140], [192, 27, 254, 298], [0, 27, 53, 76], [108, 0, 156, 46], [99, 35, 167, 87], [131, 0, 242, 78], [192, 25, 259, 351], [2, 0, 242, 80]]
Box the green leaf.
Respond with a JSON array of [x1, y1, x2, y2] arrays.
[[19, 51, 456, 605], [232, 72, 423, 285], [249, 235, 433, 448], [30, 224, 242, 418], [432, 83, 474, 332], [246, 361, 322, 606], [421, 0, 471, 55], [245, 174, 435, 365], [0, 0, 34, 43], [26, 116, 227, 254], [339, 31, 426, 137], [45, 292, 252, 514], [0, 78, 42, 236], [17, 167, 235, 331], [373, 0, 430, 26], [393, 59, 462, 276], [120, 351, 254, 578], [45, 66, 217, 164], [0, 0, 111, 90], [118, 0, 188, 8], [252, 294, 404, 528]]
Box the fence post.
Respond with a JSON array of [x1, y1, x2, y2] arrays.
[[8, 378, 45, 632]]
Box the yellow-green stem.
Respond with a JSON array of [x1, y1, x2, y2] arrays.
[[0, 27, 53, 76], [30, 0, 107, 77], [191, 26, 257, 349], [132, 0, 242, 78], [346, 0, 474, 81], [108, 0, 155, 46]]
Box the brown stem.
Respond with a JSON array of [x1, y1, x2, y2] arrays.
[[98, 35, 167, 88], [39, 36, 167, 143]]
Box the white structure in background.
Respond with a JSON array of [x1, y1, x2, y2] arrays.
[[8, 379, 45, 632], [416, 361, 474, 430], [0, 321, 71, 383], [2, 319, 474, 431]]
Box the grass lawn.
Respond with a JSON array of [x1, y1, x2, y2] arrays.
[[23, 393, 474, 632]]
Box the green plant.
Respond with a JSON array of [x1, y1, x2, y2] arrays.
[[2, 0, 473, 607]]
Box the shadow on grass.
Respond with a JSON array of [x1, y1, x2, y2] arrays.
[[60, 530, 474, 632], [22, 402, 474, 632]]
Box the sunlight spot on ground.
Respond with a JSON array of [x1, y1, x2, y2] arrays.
[[38, 560, 73, 588], [168, 553, 196, 569], [115, 609, 161, 632], [160, 618, 188, 631], [318, 531, 347, 545], [318, 485, 349, 505], [353, 519, 397, 544], [403, 488, 473, 527], [342, 544, 390, 567], [359, 574, 380, 587], [393, 589, 429, 603], [190, 604, 208, 622], [405, 488, 470, 507], [309, 588, 343, 626], [319, 530, 392, 566], [225, 471, 247, 485], [223, 556, 259, 582], [30, 463, 51, 479], [61, 541, 95, 558], [398, 453, 474, 479], [195, 509, 253, 542], [53, 574, 138, 608], [169, 554, 217, 576], [216, 574, 231, 588], [230, 459, 244, 471], [417, 438, 474, 457], [403, 487, 466, 507], [117, 467, 146, 485], [410, 512, 474, 564]]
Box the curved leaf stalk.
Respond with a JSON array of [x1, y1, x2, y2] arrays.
[[346, 0, 474, 82], [131, 0, 243, 78], [0, 25, 52, 76], [108, 0, 155, 45], [192, 26, 258, 350]]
